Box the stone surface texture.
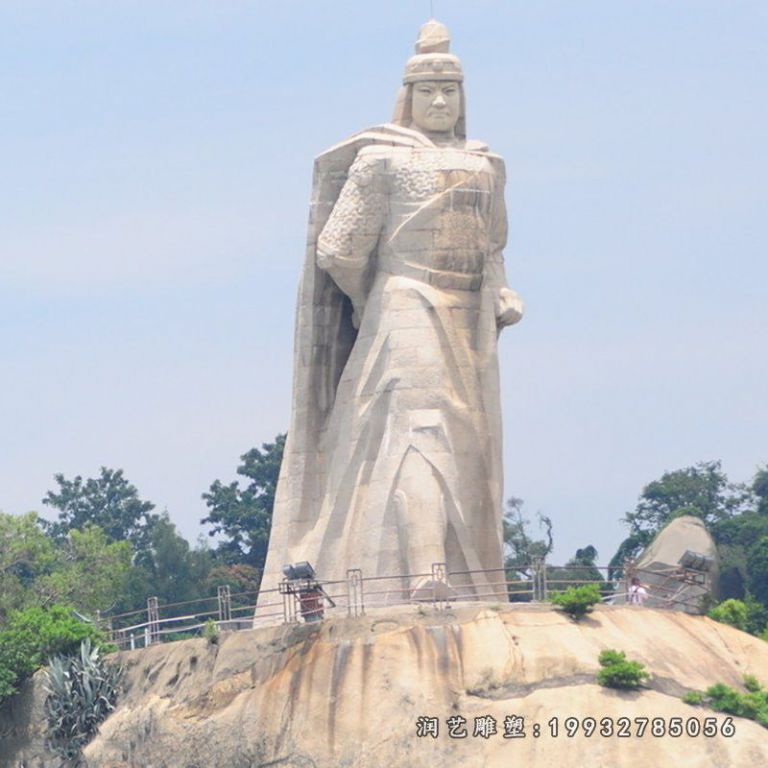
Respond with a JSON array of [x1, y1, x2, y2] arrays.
[[2, 605, 768, 767], [258, 21, 524, 609], [627, 515, 720, 611]]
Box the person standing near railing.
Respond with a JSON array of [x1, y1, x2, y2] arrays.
[[628, 576, 649, 605]]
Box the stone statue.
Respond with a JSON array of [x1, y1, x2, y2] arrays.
[[258, 20, 524, 610]]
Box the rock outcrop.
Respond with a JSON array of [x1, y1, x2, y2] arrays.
[[2, 604, 767, 767], [622, 515, 720, 611]]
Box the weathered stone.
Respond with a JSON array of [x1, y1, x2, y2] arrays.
[[258, 20, 524, 611], [622, 515, 720, 612], [3, 605, 767, 767]]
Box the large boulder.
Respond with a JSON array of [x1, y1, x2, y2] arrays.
[[624, 515, 719, 612], [2, 603, 767, 767]]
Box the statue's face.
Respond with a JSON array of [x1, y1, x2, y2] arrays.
[[411, 80, 461, 133]]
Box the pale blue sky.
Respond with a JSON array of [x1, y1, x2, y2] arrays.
[[1, 1, 766, 563]]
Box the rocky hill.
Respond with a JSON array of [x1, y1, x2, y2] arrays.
[[2, 603, 767, 767]]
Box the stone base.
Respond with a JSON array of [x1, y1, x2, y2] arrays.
[[3, 603, 768, 767]]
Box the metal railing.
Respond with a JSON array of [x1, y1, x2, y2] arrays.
[[98, 559, 711, 651]]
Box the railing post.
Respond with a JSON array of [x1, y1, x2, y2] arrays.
[[280, 579, 297, 624], [346, 569, 364, 617], [431, 562, 448, 611], [218, 585, 232, 625], [147, 596, 160, 645], [532, 557, 546, 602]]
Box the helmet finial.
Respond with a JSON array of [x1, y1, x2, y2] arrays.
[[403, 20, 463, 84]]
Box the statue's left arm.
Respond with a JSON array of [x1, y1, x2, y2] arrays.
[[486, 156, 524, 329]]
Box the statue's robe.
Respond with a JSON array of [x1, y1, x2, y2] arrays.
[[257, 124, 512, 614]]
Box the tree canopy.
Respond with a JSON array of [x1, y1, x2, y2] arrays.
[[42, 467, 158, 550], [609, 460, 752, 573], [201, 434, 285, 571], [0, 512, 132, 619], [623, 460, 748, 536], [127, 513, 212, 609], [610, 461, 768, 626], [502, 496, 553, 578]]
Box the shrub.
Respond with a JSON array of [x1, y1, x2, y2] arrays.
[[549, 584, 602, 620], [0, 604, 107, 705], [705, 683, 746, 715], [598, 649, 627, 667], [45, 638, 123, 762], [597, 661, 649, 690], [708, 599, 749, 631], [596, 649, 649, 690], [203, 619, 220, 646], [743, 597, 768, 636], [683, 676, 768, 729], [708, 596, 768, 637], [683, 690, 705, 705]]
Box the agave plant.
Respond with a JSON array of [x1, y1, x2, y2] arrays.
[[44, 638, 123, 764]]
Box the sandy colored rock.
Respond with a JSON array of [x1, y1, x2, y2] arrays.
[[3, 605, 767, 767]]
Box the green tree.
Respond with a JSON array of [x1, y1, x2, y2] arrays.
[[610, 463, 768, 621], [610, 461, 749, 575], [0, 514, 132, 620], [754, 467, 768, 517], [503, 497, 553, 575], [747, 536, 768, 606], [0, 604, 106, 704], [205, 563, 262, 601], [0, 512, 56, 620], [36, 526, 132, 615], [201, 434, 285, 570], [624, 460, 746, 536], [548, 545, 610, 593], [131, 514, 212, 608], [42, 467, 158, 551], [607, 532, 654, 580], [502, 497, 553, 601]]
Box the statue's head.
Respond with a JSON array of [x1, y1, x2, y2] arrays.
[[410, 80, 461, 134], [392, 20, 466, 140]]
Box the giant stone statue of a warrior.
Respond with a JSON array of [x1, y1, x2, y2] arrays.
[[257, 20, 524, 611]]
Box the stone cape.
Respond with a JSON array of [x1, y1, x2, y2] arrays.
[[257, 123, 511, 611]]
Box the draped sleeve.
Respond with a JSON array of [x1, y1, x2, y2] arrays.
[[489, 156, 508, 262], [317, 149, 388, 320], [484, 155, 510, 291]]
